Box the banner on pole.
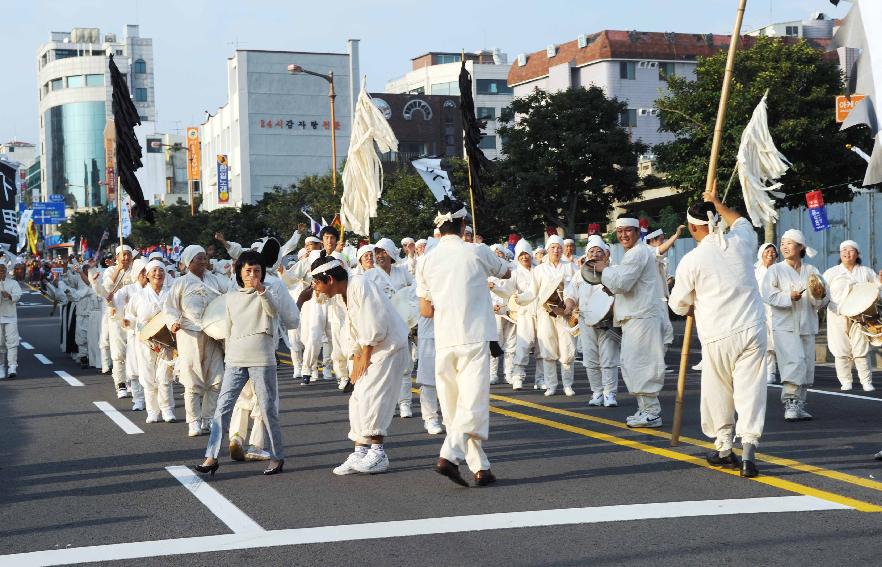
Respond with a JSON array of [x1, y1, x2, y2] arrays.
[[187, 127, 201, 181], [805, 190, 829, 232], [103, 119, 116, 204], [217, 155, 229, 203]]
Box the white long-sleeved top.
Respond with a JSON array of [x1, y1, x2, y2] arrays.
[[163, 271, 235, 332], [125, 284, 169, 334], [564, 271, 613, 327], [761, 260, 829, 335], [600, 242, 661, 325], [668, 217, 764, 344], [344, 274, 409, 358], [365, 263, 413, 298], [507, 265, 540, 317], [416, 235, 510, 350], [94, 265, 135, 300], [822, 264, 880, 316], [0, 278, 22, 322]]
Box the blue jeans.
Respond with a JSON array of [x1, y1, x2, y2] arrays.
[[205, 365, 284, 460]]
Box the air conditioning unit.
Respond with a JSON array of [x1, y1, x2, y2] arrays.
[[517, 53, 527, 66], [638, 108, 649, 116], [546, 44, 556, 58], [638, 61, 648, 68], [577, 34, 587, 48], [648, 61, 658, 69], [649, 108, 660, 116], [105, 33, 117, 43]]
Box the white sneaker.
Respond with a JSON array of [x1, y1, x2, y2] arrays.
[[311, 369, 319, 383], [604, 392, 618, 407], [200, 419, 211, 433], [116, 386, 128, 399], [504, 374, 513, 385], [784, 400, 800, 422], [132, 400, 146, 412], [766, 375, 776, 384], [862, 383, 875, 392], [588, 392, 604, 407], [627, 411, 662, 428], [796, 401, 813, 420], [7, 365, 16, 377], [489, 375, 499, 385], [544, 386, 557, 397], [145, 412, 161, 424], [841, 383, 854, 391], [512, 378, 524, 391], [425, 419, 444, 435], [245, 447, 271, 461], [534, 380, 545, 390], [161, 408, 177, 423], [564, 386, 576, 397], [188, 421, 202, 437], [398, 402, 413, 418], [692, 360, 703, 371], [352, 448, 390, 474], [338, 377, 350, 391], [333, 451, 366, 475], [322, 367, 334, 381], [625, 410, 644, 425]]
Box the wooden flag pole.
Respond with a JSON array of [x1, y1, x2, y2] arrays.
[[117, 177, 124, 248], [671, 0, 748, 447]]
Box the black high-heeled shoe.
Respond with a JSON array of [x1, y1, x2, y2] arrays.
[[194, 461, 219, 477], [263, 459, 284, 476]]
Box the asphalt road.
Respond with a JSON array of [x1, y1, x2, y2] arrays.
[[2, 289, 882, 566]]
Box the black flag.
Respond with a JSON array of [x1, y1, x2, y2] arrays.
[[0, 158, 19, 247], [458, 58, 492, 202], [109, 54, 154, 222]]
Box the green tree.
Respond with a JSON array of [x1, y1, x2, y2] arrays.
[[496, 86, 646, 237], [654, 37, 875, 207]]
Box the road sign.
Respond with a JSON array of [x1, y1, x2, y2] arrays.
[[19, 201, 66, 224], [48, 194, 65, 203], [836, 94, 866, 123]]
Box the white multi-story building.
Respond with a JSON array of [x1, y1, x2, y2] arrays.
[[36, 25, 155, 209], [0, 140, 36, 167], [385, 50, 511, 161], [200, 43, 360, 211]]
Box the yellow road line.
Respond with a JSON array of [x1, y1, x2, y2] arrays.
[[489, 405, 882, 512], [488, 392, 882, 495]]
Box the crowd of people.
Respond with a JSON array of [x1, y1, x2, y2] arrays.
[[7, 189, 882, 485]]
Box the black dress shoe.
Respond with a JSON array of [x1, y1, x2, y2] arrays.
[[706, 451, 741, 469], [263, 459, 285, 475], [194, 462, 219, 477], [474, 469, 497, 487], [741, 460, 759, 478], [435, 458, 469, 487], [301, 375, 311, 385]]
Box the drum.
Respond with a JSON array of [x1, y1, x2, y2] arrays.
[[138, 311, 177, 351], [201, 294, 230, 340], [583, 288, 614, 326], [839, 282, 882, 346], [580, 262, 603, 285], [390, 286, 419, 329]]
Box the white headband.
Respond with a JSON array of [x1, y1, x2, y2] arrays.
[[840, 240, 860, 253], [310, 259, 342, 276], [615, 218, 640, 229], [645, 229, 663, 240], [433, 207, 468, 227], [687, 210, 726, 250], [116, 245, 133, 255]]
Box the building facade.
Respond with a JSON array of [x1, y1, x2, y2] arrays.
[[384, 50, 511, 161], [200, 43, 360, 211], [368, 92, 463, 167], [36, 25, 155, 209]]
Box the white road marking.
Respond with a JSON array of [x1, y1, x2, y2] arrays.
[[34, 353, 52, 365], [54, 371, 84, 387], [768, 383, 882, 402], [166, 465, 265, 534], [20, 342, 34, 350], [93, 401, 143, 435], [0, 496, 849, 566]]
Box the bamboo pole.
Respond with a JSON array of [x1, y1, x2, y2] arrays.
[[671, 0, 748, 447]]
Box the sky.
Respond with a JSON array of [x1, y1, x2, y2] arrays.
[[1, 0, 849, 146]]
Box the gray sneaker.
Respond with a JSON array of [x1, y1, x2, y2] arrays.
[[796, 401, 813, 421], [784, 400, 800, 422], [352, 448, 390, 474]]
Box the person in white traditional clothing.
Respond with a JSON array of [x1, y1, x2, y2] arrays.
[[353, 244, 375, 275], [416, 197, 511, 487], [533, 245, 546, 265], [401, 237, 417, 275], [823, 240, 882, 391], [562, 236, 620, 407], [125, 260, 176, 424], [415, 239, 443, 435], [508, 239, 545, 391], [589, 217, 666, 428], [415, 239, 427, 257], [93, 245, 135, 399], [755, 243, 779, 383], [114, 258, 150, 411], [195, 250, 288, 477], [80, 262, 105, 370], [562, 239, 576, 264], [645, 226, 685, 350], [367, 237, 417, 418], [532, 235, 576, 396], [488, 244, 516, 385], [65, 260, 93, 367], [761, 229, 829, 422], [165, 245, 235, 436], [669, 195, 767, 478], [0, 263, 22, 379], [308, 255, 411, 476], [282, 248, 310, 374]]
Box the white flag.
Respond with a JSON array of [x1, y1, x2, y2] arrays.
[[118, 199, 132, 238], [411, 158, 454, 202], [17, 208, 32, 253]]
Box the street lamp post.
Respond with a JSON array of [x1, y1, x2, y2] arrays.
[[287, 64, 338, 195]]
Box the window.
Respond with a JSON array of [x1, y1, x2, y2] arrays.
[[115, 49, 123, 56], [407, 86, 425, 95], [50, 78, 63, 91], [67, 75, 84, 88], [619, 109, 637, 127], [476, 107, 496, 120], [431, 81, 460, 96], [53, 49, 77, 60], [433, 54, 461, 65], [134, 88, 148, 102], [619, 61, 636, 80], [478, 136, 497, 150], [475, 79, 513, 95], [85, 74, 104, 86], [785, 25, 799, 37], [658, 62, 676, 81], [133, 59, 147, 74]]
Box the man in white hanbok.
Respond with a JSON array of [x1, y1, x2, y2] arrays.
[[93, 245, 135, 398], [823, 240, 882, 391], [592, 218, 667, 428], [0, 263, 22, 379], [669, 195, 767, 478], [761, 229, 829, 421], [488, 245, 516, 386], [508, 239, 544, 391]]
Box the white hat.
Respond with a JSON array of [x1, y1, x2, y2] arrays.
[[305, 236, 320, 245], [645, 229, 664, 241], [145, 259, 165, 274], [374, 238, 399, 262], [489, 243, 502, 252], [585, 235, 609, 253], [840, 240, 860, 253], [546, 235, 563, 248], [563, 238, 574, 245], [464, 225, 474, 234], [181, 245, 206, 267], [415, 238, 427, 247], [401, 237, 415, 246], [514, 239, 533, 258], [148, 251, 164, 261], [534, 244, 546, 254], [306, 250, 323, 268], [115, 245, 133, 255], [357, 244, 375, 263], [131, 258, 148, 275], [756, 242, 777, 263], [781, 229, 817, 258], [615, 217, 640, 229]]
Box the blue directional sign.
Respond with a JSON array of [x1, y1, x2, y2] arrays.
[[48, 194, 65, 203], [19, 201, 66, 224]]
